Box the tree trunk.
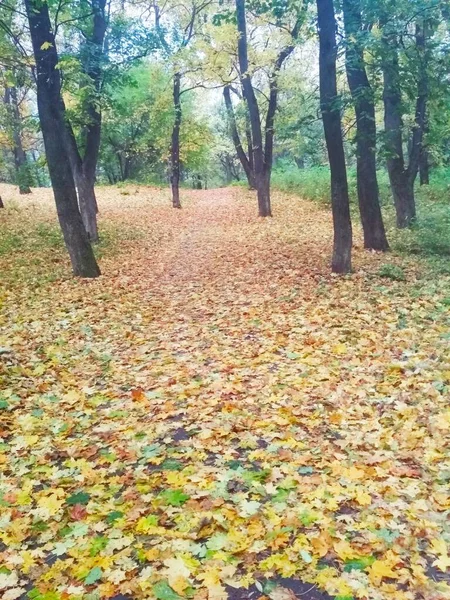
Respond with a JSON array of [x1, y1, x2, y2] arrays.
[[235, 0, 269, 216], [4, 85, 32, 194], [317, 0, 352, 273], [73, 167, 99, 242], [65, 123, 99, 241], [381, 22, 419, 228], [420, 145, 430, 185], [171, 72, 182, 209], [0, 196, 4, 208], [343, 0, 388, 251], [25, 0, 100, 278], [223, 85, 256, 189]]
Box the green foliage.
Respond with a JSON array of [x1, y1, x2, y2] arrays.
[[99, 64, 212, 185], [377, 264, 406, 281]]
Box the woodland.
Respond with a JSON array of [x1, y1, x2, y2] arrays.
[[0, 0, 450, 599]]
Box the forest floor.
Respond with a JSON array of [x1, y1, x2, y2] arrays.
[[1, 184, 450, 600]]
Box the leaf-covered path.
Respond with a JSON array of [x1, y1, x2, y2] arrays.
[[1, 185, 450, 600]]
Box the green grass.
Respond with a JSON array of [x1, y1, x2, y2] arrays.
[[0, 211, 144, 287], [272, 165, 450, 269]]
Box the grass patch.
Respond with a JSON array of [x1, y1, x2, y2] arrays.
[[0, 209, 144, 287], [378, 264, 406, 281], [272, 165, 450, 272]]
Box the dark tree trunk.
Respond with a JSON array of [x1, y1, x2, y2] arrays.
[[343, 0, 388, 251], [382, 37, 415, 228], [235, 0, 269, 216], [317, 0, 352, 273], [171, 72, 182, 209], [0, 196, 4, 208], [66, 124, 99, 242], [73, 167, 99, 242], [4, 85, 32, 194], [245, 114, 255, 184], [223, 85, 256, 189], [65, 0, 107, 240], [409, 22, 429, 185], [381, 20, 428, 228], [420, 145, 430, 185], [25, 0, 100, 278]]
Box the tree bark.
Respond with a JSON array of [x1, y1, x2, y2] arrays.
[[4, 85, 32, 194], [420, 145, 430, 185], [65, 0, 107, 240], [317, 0, 352, 273], [25, 0, 100, 278], [171, 72, 182, 208], [381, 20, 428, 228], [343, 0, 388, 251], [223, 85, 256, 189], [235, 0, 269, 216]]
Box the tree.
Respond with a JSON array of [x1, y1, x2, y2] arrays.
[[3, 74, 32, 194], [317, 0, 352, 273], [152, 0, 212, 208], [380, 10, 430, 228], [234, 0, 302, 217], [25, 0, 100, 278], [65, 0, 109, 242], [342, 0, 388, 251], [223, 84, 256, 188]]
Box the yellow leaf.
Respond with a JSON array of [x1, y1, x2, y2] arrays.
[[354, 488, 372, 506], [37, 493, 65, 515], [331, 343, 347, 355], [368, 559, 399, 584], [433, 554, 450, 572], [333, 540, 357, 561], [40, 41, 53, 50]]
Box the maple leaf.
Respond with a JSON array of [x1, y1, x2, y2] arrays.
[[84, 566, 103, 584], [368, 559, 399, 584], [160, 489, 190, 506], [66, 491, 90, 505]]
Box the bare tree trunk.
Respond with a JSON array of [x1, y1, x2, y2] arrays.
[[317, 0, 352, 273], [420, 145, 430, 185], [343, 0, 388, 251], [25, 0, 100, 278], [0, 196, 4, 208], [63, 0, 107, 239], [73, 167, 99, 242], [171, 72, 182, 209], [381, 20, 428, 228], [235, 0, 269, 216], [223, 85, 256, 189]]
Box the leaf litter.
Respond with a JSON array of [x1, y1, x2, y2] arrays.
[[0, 184, 449, 600]]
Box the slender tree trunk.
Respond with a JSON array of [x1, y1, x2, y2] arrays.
[[171, 72, 182, 208], [343, 0, 388, 251], [64, 0, 106, 238], [317, 0, 352, 273], [73, 167, 99, 242], [245, 115, 255, 185], [5, 85, 32, 194], [65, 125, 99, 242], [381, 23, 417, 228], [0, 196, 4, 208], [235, 0, 269, 216], [25, 0, 100, 278], [223, 85, 256, 189], [420, 145, 430, 184]]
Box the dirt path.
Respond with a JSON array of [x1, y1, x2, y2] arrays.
[[1, 185, 450, 600]]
